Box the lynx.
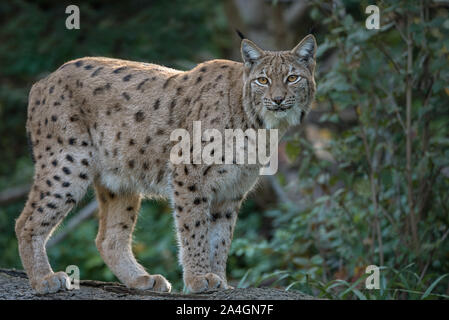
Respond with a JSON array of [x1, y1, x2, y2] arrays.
[[16, 35, 317, 294]]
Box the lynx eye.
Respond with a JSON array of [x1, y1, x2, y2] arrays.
[[287, 75, 299, 83], [256, 77, 269, 85]]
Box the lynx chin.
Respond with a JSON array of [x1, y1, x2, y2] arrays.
[[16, 34, 317, 294]]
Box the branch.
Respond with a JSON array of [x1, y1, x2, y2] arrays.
[[405, 14, 418, 251], [378, 84, 407, 133], [0, 184, 31, 205], [374, 42, 402, 74], [360, 124, 384, 266]]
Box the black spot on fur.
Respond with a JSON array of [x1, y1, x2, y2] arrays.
[[203, 165, 212, 176], [156, 170, 164, 183], [135, 111, 145, 122], [123, 74, 132, 81], [122, 92, 130, 100], [93, 87, 104, 95], [163, 75, 177, 89], [113, 66, 127, 74], [47, 203, 57, 209], [91, 67, 103, 77], [153, 99, 160, 110], [211, 212, 221, 221], [62, 167, 71, 175], [137, 78, 149, 90]]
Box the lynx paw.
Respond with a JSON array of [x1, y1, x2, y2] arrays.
[[129, 274, 172, 293], [34, 271, 71, 294], [185, 273, 228, 293]]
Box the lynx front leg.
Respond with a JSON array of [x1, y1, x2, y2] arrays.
[[209, 199, 241, 287], [172, 167, 229, 293]]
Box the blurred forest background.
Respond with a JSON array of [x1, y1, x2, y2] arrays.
[[0, 0, 448, 299]]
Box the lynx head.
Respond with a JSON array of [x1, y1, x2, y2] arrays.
[[241, 34, 317, 129]]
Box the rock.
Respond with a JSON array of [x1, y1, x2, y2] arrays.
[[0, 268, 318, 300]]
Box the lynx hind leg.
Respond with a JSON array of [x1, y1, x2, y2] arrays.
[[94, 184, 171, 292], [15, 152, 93, 294]]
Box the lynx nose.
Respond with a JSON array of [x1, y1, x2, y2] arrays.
[[272, 96, 284, 105]]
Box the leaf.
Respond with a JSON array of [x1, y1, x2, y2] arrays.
[[237, 269, 252, 289], [285, 280, 302, 291], [421, 274, 449, 299]]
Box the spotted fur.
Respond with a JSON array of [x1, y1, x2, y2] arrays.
[[16, 35, 317, 294]]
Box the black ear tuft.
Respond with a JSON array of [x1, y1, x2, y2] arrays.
[[235, 29, 246, 40]]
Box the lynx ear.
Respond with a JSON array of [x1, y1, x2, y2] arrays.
[[241, 39, 264, 67], [291, 34, 317, 63]]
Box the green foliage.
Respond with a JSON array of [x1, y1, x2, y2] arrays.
[[228, 0, 449, 299]]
